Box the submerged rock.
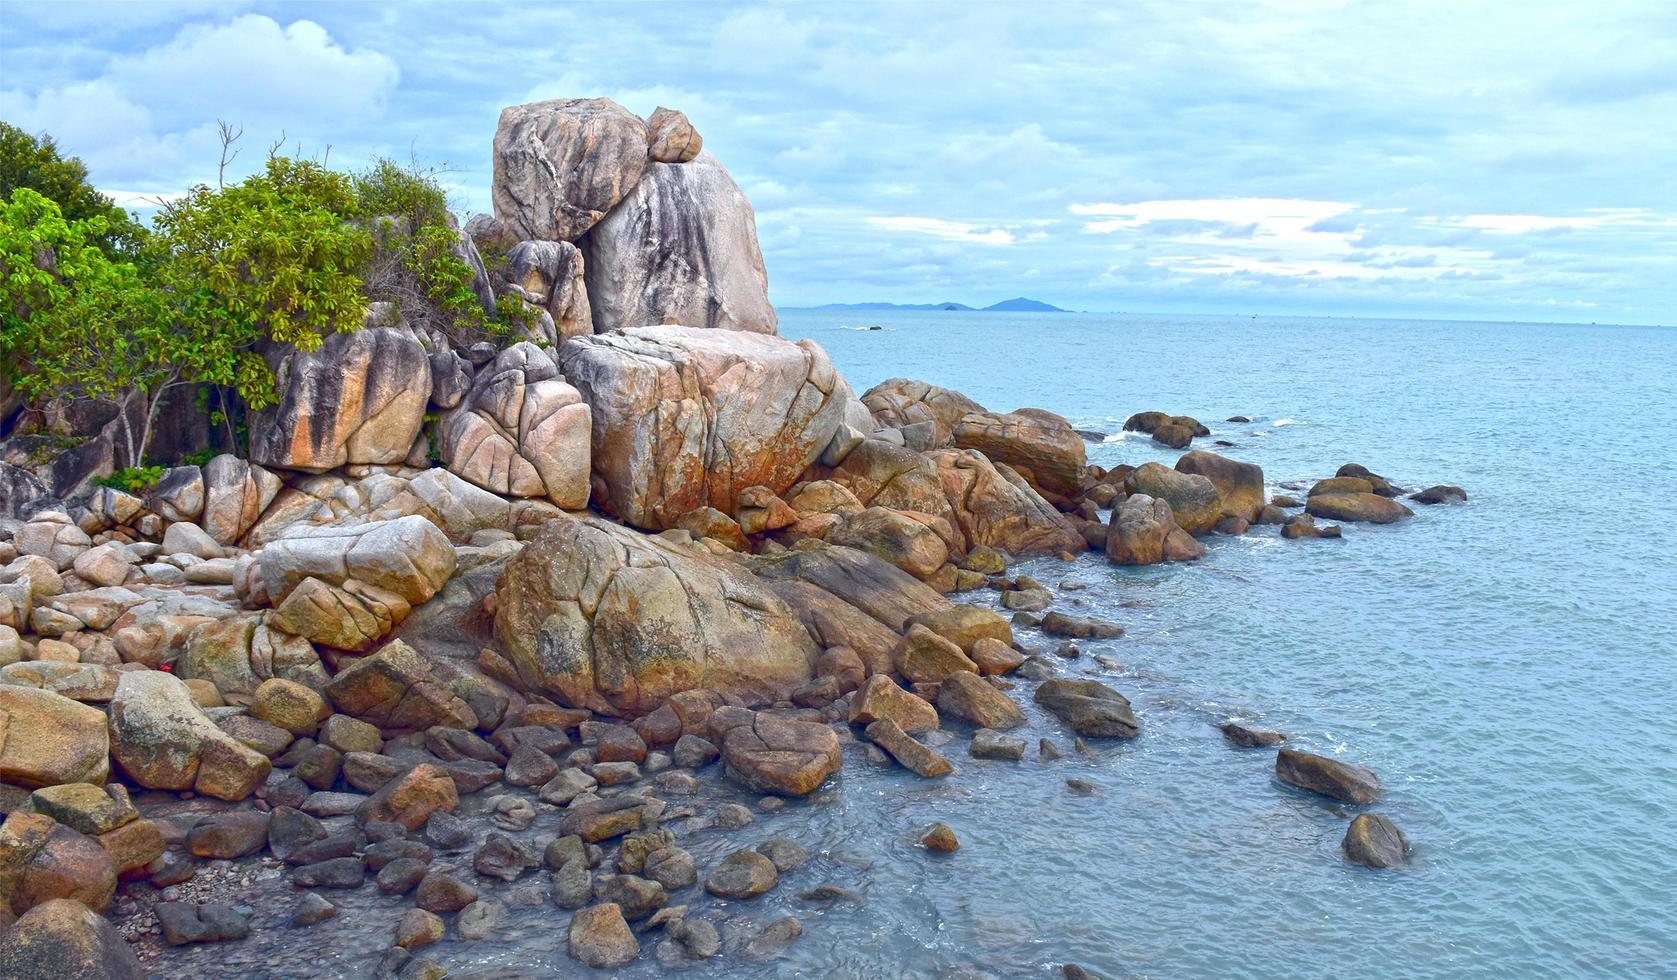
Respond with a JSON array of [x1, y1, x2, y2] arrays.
[[1305, 492, 1412, 524], [705, 849, 780, 899], [1218, 721, 1285, 748], [1274, 748, 1381, 805], [1342, 812, 1409, 867], [1033, 679, 1139, 738], [1410, 484, 1467, 505], [920, 822, 960, 852]]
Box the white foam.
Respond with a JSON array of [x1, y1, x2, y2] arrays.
[[1273, 418, 1305, 427]]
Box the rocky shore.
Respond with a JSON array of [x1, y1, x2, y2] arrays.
[[0, 98, 1464, 977]]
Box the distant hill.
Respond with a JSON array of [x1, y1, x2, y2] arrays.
[[807, 297, 1065, 313]]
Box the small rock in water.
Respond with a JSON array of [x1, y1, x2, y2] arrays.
[[396, 908, 444, 949], [1066, 778, 1098, 795], [920, 822, 960, 852], [755, 836, 810, 872], [741, 915, 802, 959], [800, 882, 864, 903], [971, 729, 1027, 761], [1219, 721, 1285, 748], [672, 917, 721, 959], [1039, 738, 1064, 761], [758, 796, 786, 813], [714, 803, 754, 829], [1275, 749, 1381, 805], [424, 811, 472, 851], [1342, 812, 1409, 868], [705, 849, 780, 898], [290, 892, 336, 927], [1065, 963, 1105, 979], [568, 903, 639, 968]]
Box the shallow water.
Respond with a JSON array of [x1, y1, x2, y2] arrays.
[[145, 311, 1677, 978]]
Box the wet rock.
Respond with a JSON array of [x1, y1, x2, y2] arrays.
[[705, 849, 780, 899], [0, 812, 116, 916], [415, 872, 478, 914], [568, 902, 640, 968], [488, 795, 535, 831], [1034, 679, 1139, 738], [551, 861, 594, 909], [713, 803, 753, 830], [741, 915, 803, 959], [755, 837, 810, 874], [1306, 492, 1412, 524], [155, 901, 249, 945], [455, 898, 505, 940], [357, 764, 458, 830], [1106, 493, 1202, 566], [423, 810, 472, 852], [1175, 450, 1265, 522], [969, 637, 1025, 676], [537, 768, 599, 806], [643, 846, 698, 889], [893, 623, 979, 684], [0, 897, 144, 978], [847, 673, 939, 733], [376, 858, 429, 895], [293, 856, 365, 889], [863, 718, 954, 778], [1066, 778, 1098, 795], [186, 812, 269, 860], [1039, 612, 1123, 640], [503, 744, 560, 787], [591, 761, 641, 785], [1038, 738, 1064, 761], [1410, 484, 1467, 505], [971, 729, 1027, 761], [672, 916, 722, 958], [1343, 813, 1408, 868], [473, 833, 539, 882], [424, 726, 505, 765], [599, 874, 667, 921], [300, 791, 366, 818], [265, 806, 327, 863], [799, 883, 863, 904], [290, 892, 336, 927], [920, 822, 960, 852], [396, 907, 444, 949], [721, 711, 842, 796], [1219, 721, 1285, 748], [1281, 513, 1342, 539], [1275, 749, 1381, 804], [936, 671, 1025, 730]]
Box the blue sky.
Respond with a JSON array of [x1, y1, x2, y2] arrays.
[[3, 1, 1674, 324]]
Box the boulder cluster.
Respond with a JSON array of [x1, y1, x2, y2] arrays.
[[0, 97, 1458, 973]]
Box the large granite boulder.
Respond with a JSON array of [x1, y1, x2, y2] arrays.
[[1123, 462, 1222, 535], [1306, 493, 1413, 524], [250, 325, 431, 473], [494, 513, 819, 717], [440, 343, 591, 508], [0, 687, 110, 788], [107, 671, 271, 800], [582, 152, 776, 335], [820, 439, 1083, 556], [717, 710, 842, 796], [1175, 450, 1265, 523], [1105, 494, 1203, 565], [861, 379, 987, 448], [0, 814, 116, 917], [952, 409, 1086, 499], [491, 97, 649, 243], [321, 640, 476, 731], [497, 241, 592, 341], [0, 898, 147, 979], [258, 516, 455, 607], [557, 327, 846, 530]]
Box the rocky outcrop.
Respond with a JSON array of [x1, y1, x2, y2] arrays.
[[440, 342, 591, 508], [107, 671, 271, 800], [250, 325, 431, 473], [558, 326, 845, 529], [1124, 462, 1222, 535], [861, 379, 987, 447], [496, 241, 591, 341], [1175, 450, 1264, 523], [493, 512, 819, 716], [1123, 411, 1208, 449], [491, 98, 649, 243], [952, 409, 1086, 499], [582, 152, 777, 334]]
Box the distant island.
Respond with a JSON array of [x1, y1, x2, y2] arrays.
[[807, 297, 1068, 313]]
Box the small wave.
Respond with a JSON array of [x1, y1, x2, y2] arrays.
[[1272, 418, 1305, 427], [1102, 431, 1143, 443]]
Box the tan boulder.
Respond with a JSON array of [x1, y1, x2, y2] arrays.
[[321, 640, 477, 731], [491, 97, 649, 243], [258, 515, 455, 607], [0, 897, 146, 978], [894, 624, 978, 684], [0, 687, 110, 787], [270, 576, 410, 652], [0, 812, 116, 916], [953, 409, 1086, 498], [647, 106, 703, 163], [356, 763, 458, 829], [493, 512, 818, 716], [828, 507, 949, 580], [558, 326, 846, 529], [248, 678, 329, 736], [1175, 450, 1265, 523], [861, 379, 986, 447], [847, 674, 938, 733], [1306, 493, 1414, 524], [1106, 493, 1204, 565], [496, 240, 592, 341], [200, 454, 283, 545], [1124, 462, 1222, 535], [106, 670, 271, 800], [906, 604, 1013, 653], [720, 711, 842, 796]]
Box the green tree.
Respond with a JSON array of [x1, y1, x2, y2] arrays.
[[0, 121, 146, 257]]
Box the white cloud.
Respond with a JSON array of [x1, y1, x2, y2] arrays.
[[868, 216, 1019, 245]]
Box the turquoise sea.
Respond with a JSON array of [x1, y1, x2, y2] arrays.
[[759, 309, 1676, 979]]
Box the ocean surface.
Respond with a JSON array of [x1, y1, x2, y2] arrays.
[[154, 310, 1676, 979]]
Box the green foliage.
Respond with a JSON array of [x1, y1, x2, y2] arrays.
[[0, 121, 146, 257], [180, 447, 217, 468], [95, 465, 164, 494]]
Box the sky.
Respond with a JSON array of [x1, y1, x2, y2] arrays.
[[2, 1, 1674, 324]]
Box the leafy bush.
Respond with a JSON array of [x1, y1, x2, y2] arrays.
[[0, 122, 146, 257], [95, 465, 164, 495]]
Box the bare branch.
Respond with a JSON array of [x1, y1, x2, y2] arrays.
[[266, 129, 287, 162], [216, 120, 244, 189]]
